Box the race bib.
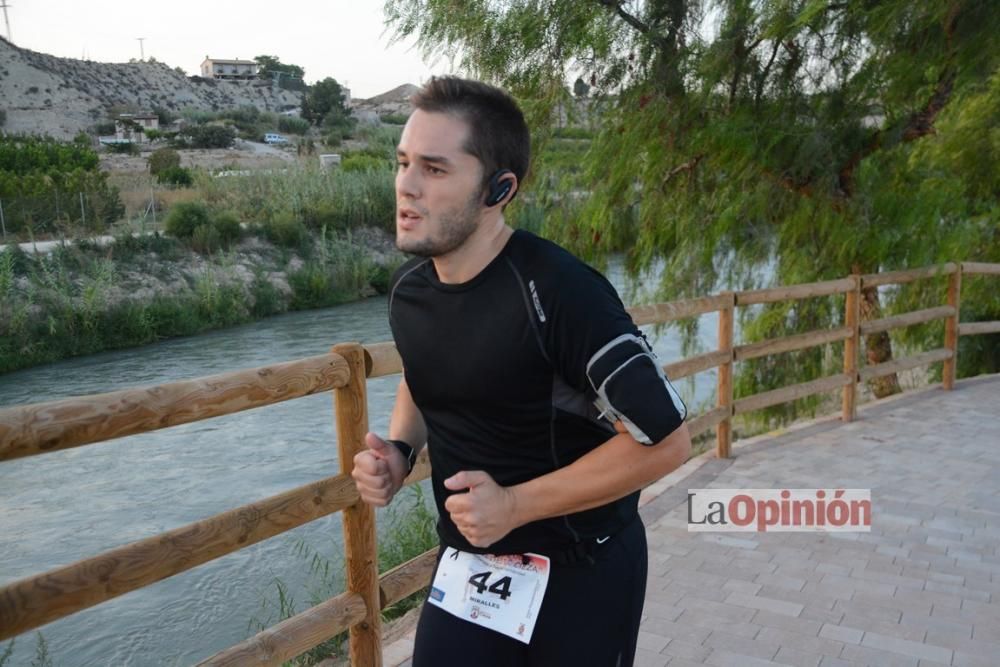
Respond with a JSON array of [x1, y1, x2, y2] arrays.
[[427, 548, 551, 644]]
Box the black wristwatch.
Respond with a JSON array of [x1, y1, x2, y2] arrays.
[[387, 439, 417, 475]]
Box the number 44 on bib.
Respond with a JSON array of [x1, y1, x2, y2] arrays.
[[428, 549, 551, 643]]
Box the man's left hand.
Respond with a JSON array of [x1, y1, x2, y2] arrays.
[[443, 471, 518, 548]]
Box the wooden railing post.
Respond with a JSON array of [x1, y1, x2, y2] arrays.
[[332, 343, 382, 667], [943, 265, 962, 390], [842, 274, 861, 421], [716, 293, 735, 458]]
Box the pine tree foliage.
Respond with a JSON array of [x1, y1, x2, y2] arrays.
[[385, 0, 1000, 421]]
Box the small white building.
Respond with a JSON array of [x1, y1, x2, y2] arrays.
[[115, 113, 159, 143], [200, 57, 259, 80]]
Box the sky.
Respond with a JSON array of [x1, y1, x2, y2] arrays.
[[4, 0, 459, 99]]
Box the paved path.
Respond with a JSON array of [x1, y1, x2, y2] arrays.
[[384, 374, 1000, 666], [635, 374, 1000, 667]]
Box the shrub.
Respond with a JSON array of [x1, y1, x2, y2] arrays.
[[324, 128, 344, 147], [0, 109, 6, 127], [277, 116, 310, 135], [93, 121, 116, 135], [212, 211, 241, 243], [181, 124, 236, 149], [190, 224, 222, 254], [164, 201, 211, 238], [378, 112, 409, 125], [148, 147, 181, 175], [73, 131, 91, 146], [157, 165, 194, 186], [261, 212, 309, 248], [105, 142, 140, 155]]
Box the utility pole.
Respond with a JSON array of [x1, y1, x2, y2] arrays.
[[136, 37, 145, 61], [1, 1, 13, 42]]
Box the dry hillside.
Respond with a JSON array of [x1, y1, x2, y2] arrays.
[[0, 37, 301, 140]]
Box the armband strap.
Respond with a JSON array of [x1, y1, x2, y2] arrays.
[[387, 439, 417, 474]]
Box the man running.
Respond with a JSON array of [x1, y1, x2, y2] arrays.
[[352, 76, 691, 666]]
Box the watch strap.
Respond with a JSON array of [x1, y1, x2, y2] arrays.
[[387, 439, 416, 474]]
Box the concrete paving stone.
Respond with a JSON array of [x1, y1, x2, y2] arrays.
[[769, 584, 844, 609], [815, 562, 854, 577], [725, 591, 805, 618], [891, 587, 962, 611], [971, 622, 1000, 641], [818, 656, 861, 667], [644, 600, 686, 622], [859, 631, 952, 664], [756, 626, 846, 657], [918, 634, 1000, 660], [637, 630, 672, 653], [958, 598, 1000, 621], [662, 581, 730, 603], [723, 578, 764, 596], [698, 533, 761, 550], [840, 615, 926, 642], [832, 599, 903, 624], [820, 573, 896, 597], [750, 609, 824, 637], [851, 568, 926, 591], [952, 651, 1000, 667], [773, 646, 824, 667], [923, 579, 991, 602], [660, 638, 713, 661], [818, 623, 864, 645], [633, 647, 672, 667], [851, 590, 931, 616], [676, 595, 760, 622], [897, 612, 972, 638], [705, 649, 783, 667], [839, 642, 921, 667], [757, 572, 808, 591], [641, 616, 713, 644], [703, 631, 782, 660], [861, 558, 906, 574], [675, 609, 761, 639]]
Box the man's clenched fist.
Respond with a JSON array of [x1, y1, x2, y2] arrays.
[[352, 433, 409, 507]]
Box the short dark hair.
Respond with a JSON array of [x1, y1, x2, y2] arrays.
[[411, 77, 530, 198]]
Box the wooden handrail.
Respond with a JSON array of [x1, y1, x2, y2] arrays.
[[734, 326, 852, 362], [859, 348, 953, 383], [736, 277, 854, 305], [861, 262, 958, 287], [0, 353, 350, 462], [0, 474, 359, 641], [4, 259, 1000, 664], [962, 262, 1000, 275], [959, 321, 1000, 336], [627, 294, 733, 325], [197, 591, 367, 667], [860, 306, 955, 336], [733, 374, 853, 415]]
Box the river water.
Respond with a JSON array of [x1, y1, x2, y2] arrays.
[[0, 260, 717, 666]]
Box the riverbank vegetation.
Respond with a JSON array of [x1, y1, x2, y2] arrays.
[[0, 223, 404, 374]]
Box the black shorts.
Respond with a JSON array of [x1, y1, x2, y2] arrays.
[[412, 516, 648, 667]]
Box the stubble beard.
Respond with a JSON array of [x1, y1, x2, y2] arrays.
[[396, 192, 482, 258]]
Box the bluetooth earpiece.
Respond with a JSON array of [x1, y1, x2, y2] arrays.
[[485, 169, 515, 207]]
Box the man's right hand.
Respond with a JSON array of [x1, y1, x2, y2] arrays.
[[352, 433, 409, 507]]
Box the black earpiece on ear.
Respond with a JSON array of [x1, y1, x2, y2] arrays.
[[485, 169, 515, 207]]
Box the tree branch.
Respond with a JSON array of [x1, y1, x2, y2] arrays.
[[595, 0, 669, 49], [660, 154, 705, 189], [836, 5, 961, 197]]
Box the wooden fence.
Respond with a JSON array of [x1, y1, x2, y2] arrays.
[[1, 261, 998, 665]]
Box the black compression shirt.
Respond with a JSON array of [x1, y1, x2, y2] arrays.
[[388, 230, 686, 555]]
